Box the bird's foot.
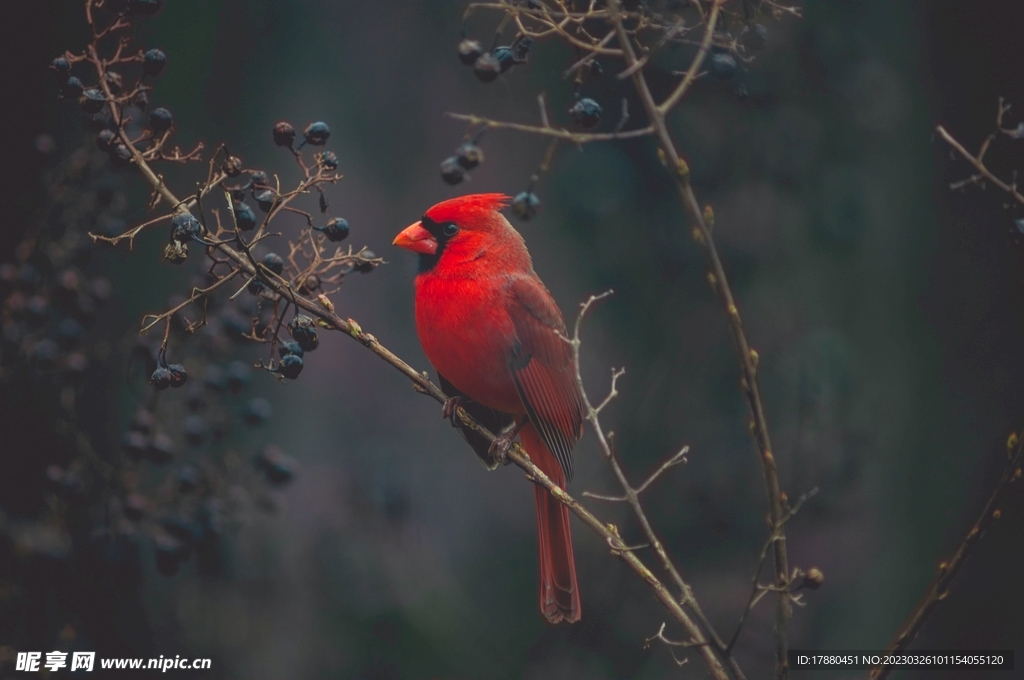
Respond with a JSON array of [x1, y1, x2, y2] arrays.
[[441, 395, 463, 425], [488, 432, 516, 466]]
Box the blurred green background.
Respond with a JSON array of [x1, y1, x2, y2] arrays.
[[4, 1, 1024, 678]]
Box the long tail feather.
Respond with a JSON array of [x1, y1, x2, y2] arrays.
[[522, 422, 580, 623]]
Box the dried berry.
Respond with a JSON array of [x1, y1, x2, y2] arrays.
[[511, 36, 534, 62], [151, 366, 173, 390], [79, 89, 106, 114], [221, 155, 243, 177], [303, 121, 330, 146], [232, 201, 257, 231], [473, 53, 502, 83], [440, 156, 465, 185], [300, 274, 319, 293], [170, 211, 201, 242], [149, 106, 173, 132], [273, 121, 296, 147], [163, 240, 188, 264], [511, 191, 541, 221], [167, 363, 188, 388], [569, 97, 602, 128], [803, 567, 824, 590], [320, 150, 338, 170], [457, 39, 484, 65], [288, 315, 319, 352], [317, 217, 349, 242], [277, 354, 304, 379], [456, 142, 484, 169], [250, 170, 269, 186], [142, 48, 167, 77], [133, 90, 149, 110], [262, 253, 284, 275]]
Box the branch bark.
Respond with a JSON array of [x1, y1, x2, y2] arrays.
[[607, 2, 793, 677]]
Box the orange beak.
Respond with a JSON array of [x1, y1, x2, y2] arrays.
[[392, 221, 438, 255]]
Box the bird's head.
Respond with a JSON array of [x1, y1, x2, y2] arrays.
[[393, 193, 526, 273]]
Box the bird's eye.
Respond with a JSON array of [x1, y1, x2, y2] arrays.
[[442, 223, 459, 237]]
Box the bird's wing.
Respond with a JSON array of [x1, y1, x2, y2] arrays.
[[506, 275, 585, 481], [438, 372, 515, 470]]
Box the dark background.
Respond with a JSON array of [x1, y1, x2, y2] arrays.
[[2, 1, 1023, 678]]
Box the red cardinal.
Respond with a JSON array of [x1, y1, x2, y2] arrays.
[[393, 193, 584, 623]]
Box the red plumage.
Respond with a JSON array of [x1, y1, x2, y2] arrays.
[[394, 193, 583, 623]]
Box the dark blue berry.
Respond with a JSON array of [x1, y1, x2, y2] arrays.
[[177, 464, 199, 493], [355, 251, 376, 274], [440, 156, 465, 185], [226, 360, 251, 393], [277, 354, 303, 379], [51, 57, 71, 83], [278, 341, 303, 358], [243, 398, 272, 426], [60, 77, 84, 99], [149, 107, 173, 132], [250, 170, 269, 186], [96, 129, 117, 151], [109, 143, 133, 167], [183, 415, 206, 446], [232, 201, 257, 231], [143, 48, 167, 77], [303, 121, 330, 146], [493, 46, 516, 73], [569, 97, 602, 128], [256, 445, 296, 485], [511, 191, 541, 221], [247, 279, 264, 296], [133, 90, 149, 110], [708, 52, 738, 81], [122, 431, 149, 459], [151, 366, 173, 390], [148, 433, 175, 464], [167, 363, 188, 388], [254, 189, 276, 212], [79, 89, 106, 114], [317, 217, 349, 242], [262, 253, 284, 275]]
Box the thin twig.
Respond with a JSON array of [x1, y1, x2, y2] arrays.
[[607, 1, 792, 677], [869, 434, 1024, 680]]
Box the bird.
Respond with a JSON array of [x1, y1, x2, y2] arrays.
[[393, 193, 584, 623]]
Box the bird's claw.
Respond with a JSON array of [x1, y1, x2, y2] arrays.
[[488, 433, 515, 466], [441, 395, 463, 425]]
